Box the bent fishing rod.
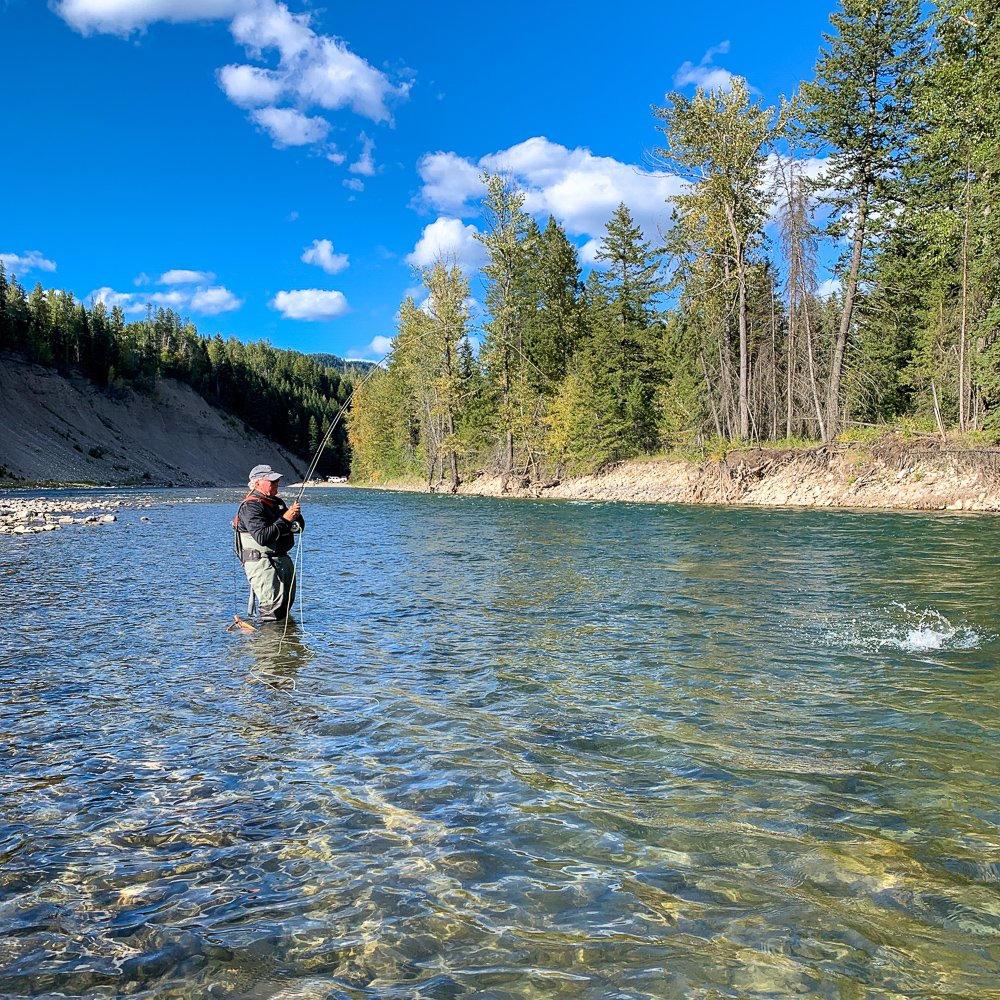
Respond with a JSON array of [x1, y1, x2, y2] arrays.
[[294, 360, 386, 500], [293, 313, 559, 497]]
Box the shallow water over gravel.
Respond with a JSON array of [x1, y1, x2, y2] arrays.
[[2, 487, 1000, 998]]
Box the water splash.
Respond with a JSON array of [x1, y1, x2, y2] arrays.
[[833, 603, 986, 653]]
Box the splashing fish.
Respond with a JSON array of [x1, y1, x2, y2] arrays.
[[834, 603, 986, 653]]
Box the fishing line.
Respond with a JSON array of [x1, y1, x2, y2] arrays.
[[255, 315, 557, 653], [294, 360, 388, 503], [269, 361, 387, 654]]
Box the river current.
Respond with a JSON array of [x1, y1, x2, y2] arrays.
[[2, 487, 999, 998]]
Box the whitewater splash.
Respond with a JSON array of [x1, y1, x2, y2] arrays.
[[834, 603, 987, 653]]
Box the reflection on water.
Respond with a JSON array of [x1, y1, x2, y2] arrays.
[[2, 488, 999, 997]]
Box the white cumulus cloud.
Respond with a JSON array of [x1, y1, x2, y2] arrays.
[[364, 335, 393, 357], [217, 63, 284, 106], [55, 0, 409, 152], [190, 286, 243, 314], [301, 239, 349, 274], [415, 152, 486, 216], [417, 137, 684, 246], [578, 239, 603, 266], [89, 287, 142, 312], [159, 268, 216, 285], [271, 288, 349, 320], [405, 217, 486, 273], [88, 271, 242, 315], [147, 289, 189, 309], [673, 41, 740, 92], [53, 0, 245, 35], [349, 133, 376, 176], [0, 250, 57, 275], [252, 106, 329, 146]]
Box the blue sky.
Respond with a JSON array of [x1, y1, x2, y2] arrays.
[[2, 0, 836, 360]]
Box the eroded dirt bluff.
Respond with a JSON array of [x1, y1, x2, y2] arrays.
[[0, 355, 305, 486], [403, 437, 1000, 512]]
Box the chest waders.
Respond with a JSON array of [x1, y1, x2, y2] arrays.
[[233, 499, 298, 623]]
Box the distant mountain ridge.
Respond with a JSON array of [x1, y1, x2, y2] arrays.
[[310, 353, 378, 374]]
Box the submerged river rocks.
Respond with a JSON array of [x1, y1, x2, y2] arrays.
[[3, 488, 998, 996]]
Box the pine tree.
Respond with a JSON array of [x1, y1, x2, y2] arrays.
[[801, 0, 923, 438], [593, 204, 664, 453], [655, 77, 787, 440], [476, 172, 535, 483], [524, 215, 584, 386]]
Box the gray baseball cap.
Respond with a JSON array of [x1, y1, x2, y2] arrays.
[[249, 464, 282, 482]]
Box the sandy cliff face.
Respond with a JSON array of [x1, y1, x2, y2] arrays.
[[0, 355, 306, 486]]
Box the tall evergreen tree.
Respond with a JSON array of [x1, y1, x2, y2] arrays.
[[578, 207, 665, 460], [524, 215, 584, 386], [476, 172, 535, 483], [655, 77, 786, 440], [800, 0, 923, 438]]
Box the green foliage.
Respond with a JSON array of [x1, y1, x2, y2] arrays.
[[800, 0, 924, 437], [655, 78, 788, 441], [349, 264, 475, 488], [12, 2, 992, 488], [347, 365, 418, 482]]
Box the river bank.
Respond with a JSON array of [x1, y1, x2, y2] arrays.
[[367, 437, 1000, 512]]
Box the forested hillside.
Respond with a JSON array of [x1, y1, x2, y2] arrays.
[[0, 272, 354, 477], [348, 0, 1000, 490]]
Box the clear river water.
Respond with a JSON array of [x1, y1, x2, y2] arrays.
[[1, 486, 999, 999]]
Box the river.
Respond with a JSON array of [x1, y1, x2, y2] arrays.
[[2, 487, 999, 998]]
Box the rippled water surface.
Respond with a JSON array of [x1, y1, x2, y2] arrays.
[[3, 487, 1000, 998]]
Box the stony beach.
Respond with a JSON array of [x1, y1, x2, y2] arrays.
[[0, 496, 152, 535]]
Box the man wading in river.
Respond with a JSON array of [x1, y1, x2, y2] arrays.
[[233, 464, 305, 622]]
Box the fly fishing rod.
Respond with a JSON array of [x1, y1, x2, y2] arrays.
[[258, 318, 555, 649], [253, 360, 387, 652], [294, 360, 387, 501]]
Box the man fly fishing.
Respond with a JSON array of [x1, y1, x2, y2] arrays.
[[233, 464, 305, 623]]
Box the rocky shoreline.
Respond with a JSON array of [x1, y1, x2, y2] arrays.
[[366, 439, 1000, 513], [0, 480, 344, 538], [0, 496, 154, 535]]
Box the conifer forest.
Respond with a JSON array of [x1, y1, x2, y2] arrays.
[[0, 275, 358, 477], [2, 2, 997, 487], [348, 0, 1000, 488]]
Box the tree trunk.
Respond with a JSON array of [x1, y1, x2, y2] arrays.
[[770, 293, 779, 439], [723, 200, 750, 440], [804, 301, 826, 442], [700, 350, 723, 439], [930, 379, 947, 441], [827, 190, 868, 441], [959, 163, 971, 433]]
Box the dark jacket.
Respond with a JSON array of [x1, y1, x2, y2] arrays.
[[235, 490, 305, 557]]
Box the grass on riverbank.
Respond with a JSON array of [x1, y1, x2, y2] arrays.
[[641, 422, 1000, 467]]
